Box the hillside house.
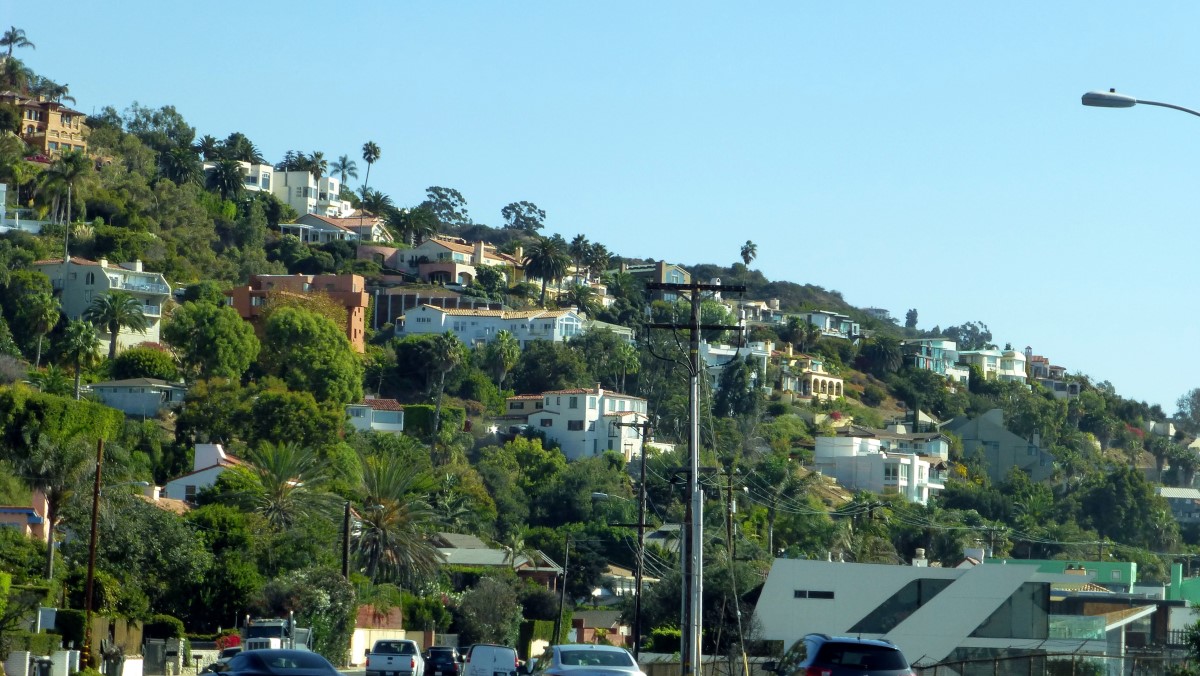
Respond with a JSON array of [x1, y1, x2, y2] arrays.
[[521, 386, 648, 462], [1, 91, 88, 157], [776, 346, 844, 400], [618, 261, 690, 301], [814, 425, 949, 505], [224, 273, 370, 352], [803, 310, 860, 340], [87, 377, 187, 418], [34, 257, 171, 353], [346, 398, 405, 434], [161, 444, 242, 503], [396, 305, 583, 348], [942, 409, 1054, 483], [902, 338, 970, 384]]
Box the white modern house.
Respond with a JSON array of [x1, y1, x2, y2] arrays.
[[161, 444, 241, 503], [87, 378, 187, 418], [396, 305, 584, 348], [200, 161, 354, 217], [754, 558, 1114, 665], [699, 340, 772, 391], [34, 257, 171, 353], [522, 386, 648, 462], [813, 425, 948, 505], [803, 310, 860, 340], [346, 398, 405, 434], [957, 347, 1028, 385], [902, 338, 970, 384]]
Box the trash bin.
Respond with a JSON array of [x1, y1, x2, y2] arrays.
[[30, 656, 53, 676]]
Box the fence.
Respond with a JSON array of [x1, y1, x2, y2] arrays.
[[913, 652, 1192, 676]]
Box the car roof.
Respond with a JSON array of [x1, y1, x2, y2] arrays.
[[807, 634, 899, 650], [554, 645, 627, 651]]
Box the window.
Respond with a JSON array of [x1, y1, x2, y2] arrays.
[[85, 272, 94, 285], [509, 402, 524, 410], [349, 408, 365, 418], [884, 465, 898, 481], [569, 397, 579, 409], [793, 590, 835, 599], [540, 418, 553, 428], [568, 420, 584, 431], [184, 485, 197, 501], [588, 397, 596, 409]]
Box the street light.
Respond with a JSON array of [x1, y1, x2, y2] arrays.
[[593, 491, 646, 660], [84, 440, 149, 669], [1081, 89, 1200, 118]]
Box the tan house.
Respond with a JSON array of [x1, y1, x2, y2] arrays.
[[0, 490, 48, 543], [362, 236, 525, 286], [224, 273, 370, 352], [33, 257, 171, 353], [776, 345, 845, 401], [0, 91, 88, 157]]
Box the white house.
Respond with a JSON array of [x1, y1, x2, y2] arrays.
[[699, 340, 772, 391], [522, 386, 648, 462], [87, 378, 187, 418], [958, 347, 1028, 385], [902, 338, 970, 384], [802, 310, 860, 340], [34, 257, 171, 353], [397, 305, 584, 348], [161, 444, 242, 503], [754, 559, 1111, 664], [346, 398, 405, 434], [400, 236, 526, 286], [271, 169, 353, 218], [814, 425, 948, 505]]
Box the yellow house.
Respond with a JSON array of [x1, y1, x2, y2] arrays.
[[1, 91, 88, 157]]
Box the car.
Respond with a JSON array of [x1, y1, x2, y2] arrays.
[[212, 649, 339, 676], [528, 645, 643, 676], [424, 647, 463, 676], [204, 647, 244, 673], [765, 634, 913, 676], [463, 644, 519, 676], [367, 639, 425, 676]]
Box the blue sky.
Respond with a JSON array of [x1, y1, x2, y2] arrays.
[[13, 3, 1200, 412]]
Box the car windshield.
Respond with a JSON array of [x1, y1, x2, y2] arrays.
[[558, 650, 634, 668], [816, 645, 907, 670]]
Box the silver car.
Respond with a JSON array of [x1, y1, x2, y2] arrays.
[[530, 645, 643, 676]]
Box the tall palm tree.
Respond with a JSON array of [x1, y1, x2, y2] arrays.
[[586, 242, 611, 279], [523, 235, 571, 306], [37, 150, 92, 225], [83, 291, 148, 360], [568, 234, 590, 281], [385, 204, 438, 246], [306, 151, 327, 182], [427, 332, 464, 454], [330, 155, 358, 186], [0, 27, 35, 59], [14, 425, 94, 579], [740, 240, 757, 267], [360, 141, 381, 194], [193, 134, 220, 161], [356, 456, 442, 584], [59, 319, 99, 400], [484, 330, 521, 390], [220, 441, 340, 531], [26, 291, 59, 368], [206, 158, 245, 200], [562, 284, 598, 318]]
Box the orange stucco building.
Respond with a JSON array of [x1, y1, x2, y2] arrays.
[[1, 91, 88, 158], [224, 273, 369, 352]]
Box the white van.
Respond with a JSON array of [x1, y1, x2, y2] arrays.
[[463, 644, 519, 676]]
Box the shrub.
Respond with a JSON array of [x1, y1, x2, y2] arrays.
[[111, 346, 178, 381], [55, 609, 86, 648], [860, 385, 886, 408], [144, 613, 185, 639]]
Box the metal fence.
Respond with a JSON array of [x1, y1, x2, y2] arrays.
[[913, 652, 1192, 676]]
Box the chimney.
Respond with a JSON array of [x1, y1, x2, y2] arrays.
[[133, 259, 143, 272], [912, 548, 928, 567], [513, 245, 524, 263], [473, 240, 485, 265], [99, 258, 109, 268]]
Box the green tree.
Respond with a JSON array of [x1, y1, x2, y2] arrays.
[[261, 307, 363, 405], [457, 577, 522, 646], [25, 292, 59, 369], [205, 158, 244, 200], [356, 456, 442, 585], [13, 426, 95, 579], [484, 330, 520, 391], [905, 308, 918, 329], [427, 332, 465, 449], [740, 240, 757, 267], [857, 334, 903, 377], [568, 235, 590, 278], [84, 290, 149, 360], [330, 155, 358, 186], [510, 341, 590, 394], [523, 235, 570, 306], [38, 149, 93, 226], [59, 319, 100, 400], [111, 345, 177, 381], [162, 300, 260, 381], [561, 285, 598, 318], [360, 141, 381, 197], [0, 27, 35, 58], [501, 201, 546, 232], [219, 441, 340, 531]]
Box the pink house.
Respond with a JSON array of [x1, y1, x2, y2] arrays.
[[0, 490, 49, 543]]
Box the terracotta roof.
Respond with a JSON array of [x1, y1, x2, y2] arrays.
[[415, 305, 579, 320], [354, 398, 404, 411], [139, 494, 191, 515], [508, 394, 544, 400], [425, 236, 522, 266], [33, 256, 100, 266], [542, 387, 646, 401]]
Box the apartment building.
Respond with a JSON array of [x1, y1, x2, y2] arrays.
[[33, 257, 171, 352], [224, 273, 370, 352]]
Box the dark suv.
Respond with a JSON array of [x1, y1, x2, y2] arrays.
[[767, 634, 913, 676], [425, 647, 463, 676]]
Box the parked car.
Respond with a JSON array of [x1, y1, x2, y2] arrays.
[[765, 634, 913, 676], [367, 639, 425, 676], [424, 647, 463, 676], [528, 645, 643, 676], [463, 644, 519, 676], [204, 647, 244, 673], [214, 649, 338, 676]]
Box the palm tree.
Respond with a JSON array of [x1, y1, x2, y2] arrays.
[[484, 330, 520, 390], [568, 234, 590, 281], [220, 441, 340, 531], [26, 291, 59, 368], [586, 242, 611, 280], [356, 456, 442, 584], [59, 319, 99, 400], [330, 155, 358, 186], [0, 56, 32, 91], [562, 284, 598, 318], [221, 132, 264, 163], [427, 332, 465, 455], [161, 146, 201, 185], [859, 335, 903, 377], [0, 27, 35, 59], [523, 235, 571, 306], [306, 151, 327, 182], [386, 204, 438, 246], [13, 425, 95, 579], [740, 240, 757, 267], [358, 187, 394, 217], [37, 150, 92, 225], [502, 526, 538, 566], [83, 291, 148, 360], [361, 141, 381, 193], [193, 134, 220, 161], [205, 158, 244, 200], [27, 365, 72, 397]]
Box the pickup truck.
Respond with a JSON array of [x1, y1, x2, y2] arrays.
[[367, 639, 425, 676]]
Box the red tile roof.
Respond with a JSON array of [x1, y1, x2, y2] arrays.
[[356, 398, 404, 411], [509, 394, 544, 400], [33, 256, 100, 266]]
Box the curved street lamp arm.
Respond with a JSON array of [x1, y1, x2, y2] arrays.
[[1136, 99, 1200, 118]]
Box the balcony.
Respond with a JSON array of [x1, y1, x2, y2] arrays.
[[141, 305, 161, 317], [113, 279, 170, 295]]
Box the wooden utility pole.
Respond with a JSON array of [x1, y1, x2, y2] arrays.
[[83, 439, 103, 669]]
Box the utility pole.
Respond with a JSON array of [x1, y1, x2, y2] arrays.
[[610, 420, 652, 660], [83, 439, 103, 669], [341, 501, 351, 579], [645, 280, 744, 676], [553, 535, 571, 644]]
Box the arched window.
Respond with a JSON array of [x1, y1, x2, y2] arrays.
[[85, 272, 94, 285]]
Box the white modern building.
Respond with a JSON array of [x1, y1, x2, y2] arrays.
[[396, 305, 584, 348], [346, 398, 405, 434], [522, 386, 648, 462], [161, 444, 241, 503], [813, 425, 948, 505], [957, 347, 1028, 385], [34, 257, 171, 353], [699, 340, 772, 391], [802, 310, 860, 340], [754, 559, 1112, 665], [902, 338, 970, 384], [200, 161, 354, 218]]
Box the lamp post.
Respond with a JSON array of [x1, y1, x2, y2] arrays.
[[592, 490, 647, 660], [1081, 89, 1200, 118], [552, 535, 571, 645], [83, 440, 148, 669]]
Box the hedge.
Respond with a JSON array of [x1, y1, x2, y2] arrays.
[[144, 614, 185, 639], [0, 631, 63, 657], [55, 609, 86, 649], [0, 386, 124, 450], [402, 404, 465, 438]]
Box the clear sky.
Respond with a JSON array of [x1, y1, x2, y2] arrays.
[[12, 2, 1200, 412]]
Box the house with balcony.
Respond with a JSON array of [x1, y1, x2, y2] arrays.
[[1, 91, 88, 157], [224, 273, 369, 352], [902, 338, 970, 385], [957, 346, 1028, 385], [521, 386, 648, 462], [294, 213, 392, 243], [87, 377, 188, 418], [802, 310, 860, 341], [390, 236, 525, 286], [161, 444, 242, 503], [813, 424, 948, 505], [618, 261, 690, 301], [699, 340, 773, 392], [396, 305, 583, 348], [270, 169, 354, 218], [942, 408, 1055, 483], [364, 283, 504, 330], [776, 345, 844, 401], [1024, 347, 1080, 399], [34, 257, 171, 352], [346, 398, 405, 434]]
